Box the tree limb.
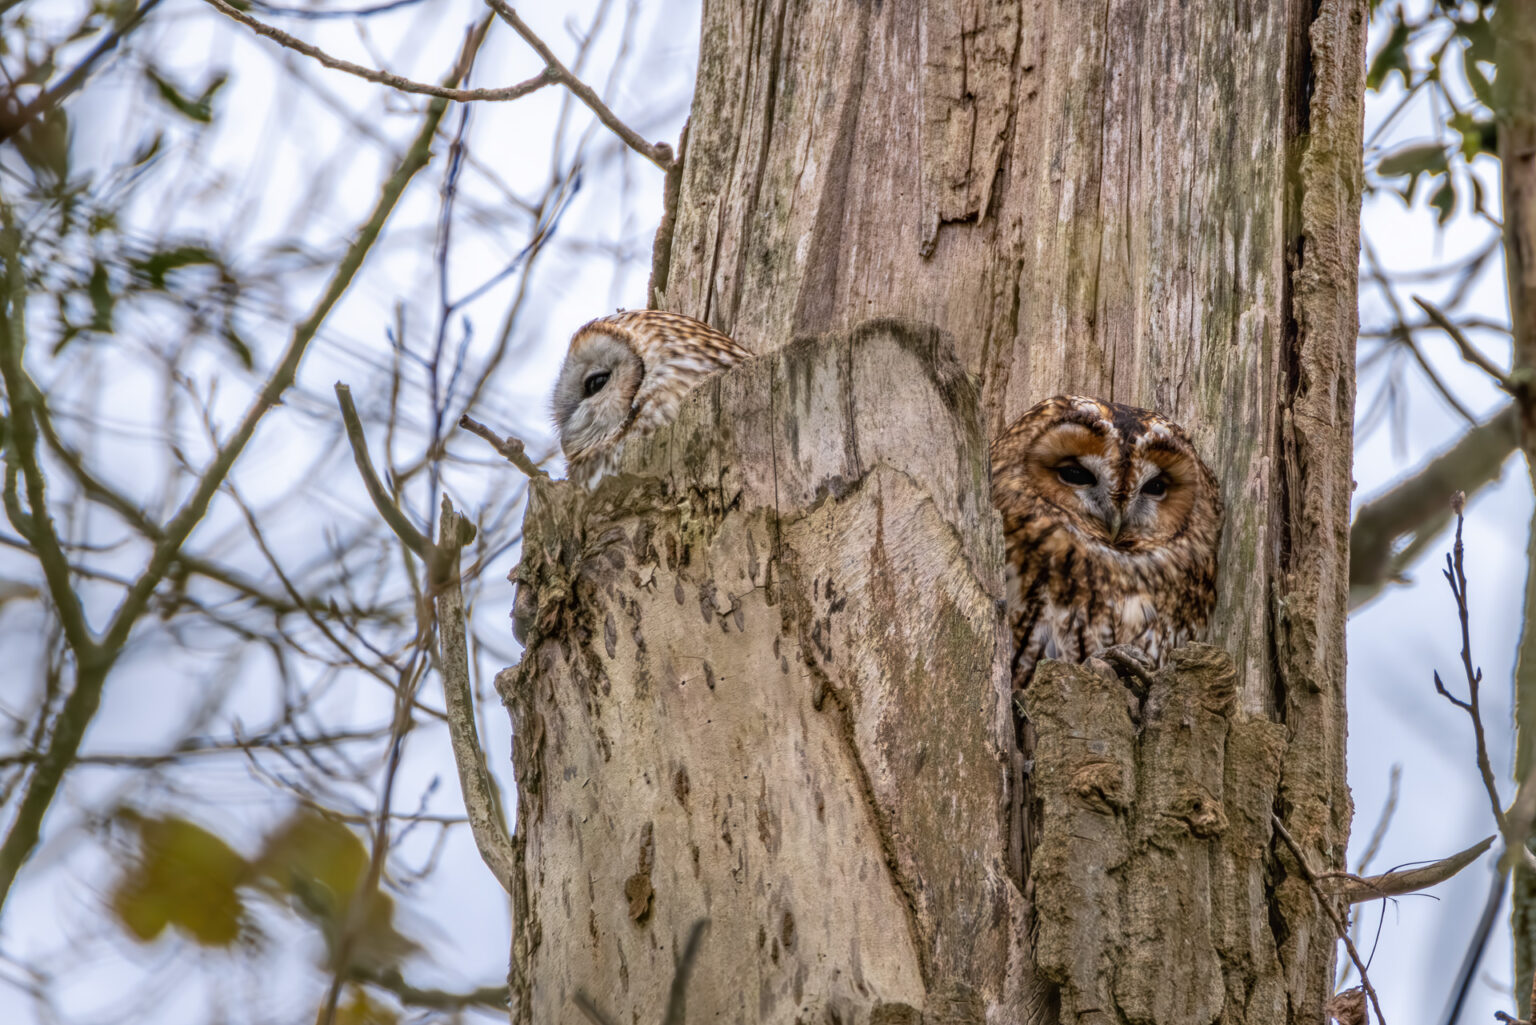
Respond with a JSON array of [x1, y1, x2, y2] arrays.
[[1349, 403, 1519, 610], [335, 389, 519, 894], [0, 215, 96, 659], [200, 0, 553, 104], [483, 0, 674, 170]]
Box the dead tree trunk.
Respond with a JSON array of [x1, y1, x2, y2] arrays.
[[506, 1, 1365, 1022]]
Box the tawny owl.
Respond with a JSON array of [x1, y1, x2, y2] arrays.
[[991, 395, 1224, 690], [552, 310, 751, 488]]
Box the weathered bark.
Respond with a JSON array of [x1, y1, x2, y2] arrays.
[[507, 323, 1037, 1022], [1026, 646, 1288, 1024], [508, 0, 1366, 1021]]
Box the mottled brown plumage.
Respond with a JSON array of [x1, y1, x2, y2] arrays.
[[552, 310, 751, 488], [991, 395, 1224, 689]]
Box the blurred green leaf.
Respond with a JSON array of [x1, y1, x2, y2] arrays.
[[87, 261, 113, 333], [130, 245, 219, 289], [255, 810, 421, 973], [1377, 142, 1449, 178], [255, 809, 368, 907], [1450, 113, 1496, 160], [1367, 18, 1412, 91], [145, 67, 227, 124], [221, 318, 253, 370], [1430, 176, 1456, 224], [110, 814, 250, 947]]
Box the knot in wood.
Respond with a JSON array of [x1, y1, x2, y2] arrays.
[[1168, 785, 1228, 838], [1069, 761, 1127, 814]]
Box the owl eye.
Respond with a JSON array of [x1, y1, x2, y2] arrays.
[[1141, 475, 1170, 497], [1055, 461, 1097, 487], [582, 370, 611, 398]]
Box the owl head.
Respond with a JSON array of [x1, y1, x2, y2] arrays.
[[552, 310, 752, 487], [552, 321, 645, 470], [994, 395, 1222, 554]]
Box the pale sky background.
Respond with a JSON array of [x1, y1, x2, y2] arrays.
[[0, 2, 1527, 1023]]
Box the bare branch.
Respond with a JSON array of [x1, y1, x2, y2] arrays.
[[250, 0, 431, 18], [1350, 404, 1519, 609], [433, 497, 519, 893], [1412, 295, 1518, 392], [335, 383, 429, 558], [1437, 501, 1511, 838], [1319, 834, 1494, 903], [459, 414, 547, 479], [0, 215, 97, 659], [200, 0, 553, 103], [484, 0, 674, 170]]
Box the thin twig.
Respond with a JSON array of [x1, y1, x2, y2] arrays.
[[335, 384, 429, 557], [1412, 295, 1519, 392], [1272, 814, 1388, 1025], [1436, 496, 1512, 838], [1361, 239, 1478, 425], [201, 0, 553, 103], [459, 414, 547, 479], [250, 0, 430, 17], [484, 0, 674, 170]]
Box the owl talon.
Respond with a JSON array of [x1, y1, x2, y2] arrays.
[[1100, 645, 1155, 694]]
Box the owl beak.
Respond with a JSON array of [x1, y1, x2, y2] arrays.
[[1106, 509, 1124, 543]]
